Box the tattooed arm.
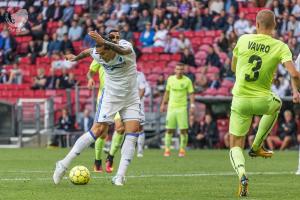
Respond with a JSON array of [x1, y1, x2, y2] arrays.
[[65, 48, 92, 62], [103, 40, 132, 55], [88, 31, 132, 55]]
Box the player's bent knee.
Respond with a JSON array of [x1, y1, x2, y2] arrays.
[[90, 123, 107, 137], [124, 120, 140, 133]]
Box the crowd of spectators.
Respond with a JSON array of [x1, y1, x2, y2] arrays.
[[0, 0, 299, 96], [0, 0, 299, 148]]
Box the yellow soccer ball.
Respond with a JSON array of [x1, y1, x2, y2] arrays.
[[69, 166, 90, 185]]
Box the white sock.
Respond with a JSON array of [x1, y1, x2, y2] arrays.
[[116, 134, 138, 177], [137, 132, 145, 155], [60, 131, 96, 168]]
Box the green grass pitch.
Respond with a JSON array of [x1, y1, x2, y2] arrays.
[[0, 148, 299, 200]]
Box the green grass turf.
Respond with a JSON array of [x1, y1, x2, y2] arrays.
[[0, 148, 299, 200]]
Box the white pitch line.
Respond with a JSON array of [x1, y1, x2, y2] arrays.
[[0, 171, 295, 181]]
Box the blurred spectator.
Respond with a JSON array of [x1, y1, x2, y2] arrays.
[[139, 22, 155, 47], [234, 12, 250, 36], [63, 72, 78, 89], [209, 0, 224, 14], [8, 63, 22, 84], [279, 12, 290, 35], [272, 76, 289, 98], [130, 0, 139, 10], [208, 73, 221, 89], [225, 16, 235, 36], [195, 113, 219, 148], [220, 58, 235, 81], [120, 0, 130, 14], [212, 10, 227, 30], [79, 108, 93, 132], [105, 13, 119, 33], [177, 33, 193, 53], [247, 116, 260, 147], [48, 33, 62, 56], [184, 65, 195, 83], [267, 110, 297, 150], [164, 33, 180, 54], [28, 6, 38, 23], [188, 114, 201, 148], [41, 0, 51, 20], [50, 108, 75, 147], [287, 15, 298, 33], [58, 68, 69, 88], [28, 41, 41, 64], [201, 8, 213, 30], [137, 9, 152, 32], [0, 30, 17, 64], [138, 0, 151, 13], [217, 32, 229, 52], [194, 73, 208, 93], [179, 0, 191, 16], [206, 45, 222, 68], [48, 1, 63, 21], [83, 27, 96, 48], [155, 74, 166, 97], [56, 20, 68, 41], [61, 34, 74, 54], [128, 9, 139, 32], [292, 0, 300, 19], [153, 23, 168, 47], [0, 69, 9, 83], [120, 23, 133, 41], [46, 68, 60, 89], [182, 47, 196, 67], [31, 13, 46, 40], [39, 34, 50, 56], [112, 3, 125, 19], [62, 1, 74, 24], [271, 0, 284, 17], [31, 68, 47, 90], [68, 20, 83, 41]]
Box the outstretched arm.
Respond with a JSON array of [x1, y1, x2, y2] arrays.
[[65, 48, 92, 62], [88, 31, 132, 55]]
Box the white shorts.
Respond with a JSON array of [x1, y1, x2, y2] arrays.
[[95, 89, 142, 124]]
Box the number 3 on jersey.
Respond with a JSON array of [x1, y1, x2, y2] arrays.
[[245, 55, 262, 82]]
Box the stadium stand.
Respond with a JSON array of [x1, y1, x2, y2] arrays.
[[0, 0, 300, 148]]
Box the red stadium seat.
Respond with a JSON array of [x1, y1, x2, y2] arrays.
[[207, 66, 219, 74], [160, 54, 171, 61], [221, 79, 234, 89], [203, 88, 217, 96], [216, 87, 229, 96], [171, 54, 181, 61]]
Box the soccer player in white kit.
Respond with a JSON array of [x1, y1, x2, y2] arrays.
[[53, 30, 142, 186]]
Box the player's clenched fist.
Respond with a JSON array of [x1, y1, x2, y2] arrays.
[[88, 31, 104, 45], [65, 54, 76, 62]]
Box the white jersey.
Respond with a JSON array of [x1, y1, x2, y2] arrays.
[[296, 54, 300, 72], [90, 39, 138, 99]]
